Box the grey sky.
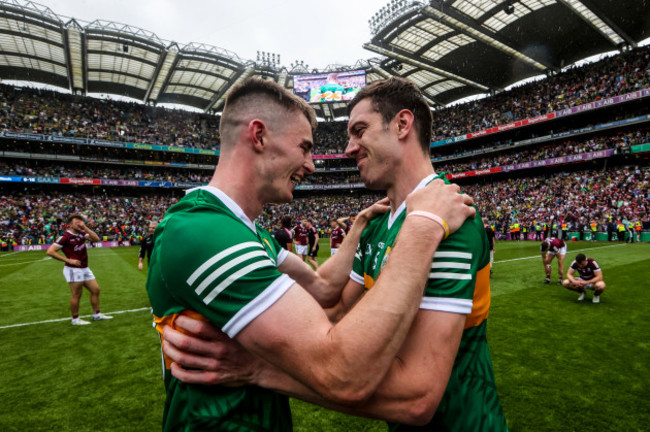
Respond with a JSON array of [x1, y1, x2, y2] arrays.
[[35, 0, 383, 70]]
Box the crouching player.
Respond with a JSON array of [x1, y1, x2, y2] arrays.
[[562, 253, 606, 303]]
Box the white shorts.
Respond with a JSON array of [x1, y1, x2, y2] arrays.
[[295, 244, 308, 256], [331, 248, 339, 256], [548, 245, 567, 256], [63, 266, 95, 283]]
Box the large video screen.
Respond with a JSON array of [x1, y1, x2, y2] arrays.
[[293, 70, 366, 103]]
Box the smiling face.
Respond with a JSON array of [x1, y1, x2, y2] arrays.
[[259, 112, 315, 204], [345, 98, 399, 190]]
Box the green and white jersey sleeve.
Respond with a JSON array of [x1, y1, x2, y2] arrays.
[[350, 173, 489, 315], [422, 212, 489, 314], [148, 186, 295, 338]]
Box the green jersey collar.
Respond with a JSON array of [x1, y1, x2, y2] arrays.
[[387, 172, 439, 229], [188, 185, 257, 233]]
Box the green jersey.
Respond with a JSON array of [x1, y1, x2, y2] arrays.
[[147, 186, 295, 431], [351, 174, 508, 431]]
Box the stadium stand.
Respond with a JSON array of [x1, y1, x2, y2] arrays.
[[430, 46, 650, 140], [1, 42, 649, 249]]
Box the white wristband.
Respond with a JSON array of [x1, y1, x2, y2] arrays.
[[407, 211, 450, 239]]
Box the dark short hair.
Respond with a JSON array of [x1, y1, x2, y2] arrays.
[[220, 78, 316, 138], [347, 77, 432, 155], [67, 214, 84, 224], [540, 242, 549, 252], [280, 215, 292, 228], [575, 253, 587, 263]]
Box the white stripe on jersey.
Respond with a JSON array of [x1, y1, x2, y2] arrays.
[[202, 259, 275, 305], [187, 241, 262, 285], [429, 272, 472, 280], [349, 270, 365, 285], [222, 273, 295, 338], [434, 251, 472, 259], [420, 297, 473, 314], [194, 250, 270, 295], [431, 262, 471, 270]]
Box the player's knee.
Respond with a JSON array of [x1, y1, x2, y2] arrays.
[[562, 279, 570, 288], [596, 282, 605, 291]]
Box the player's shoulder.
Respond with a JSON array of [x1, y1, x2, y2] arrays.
[[361, 211, 390, 239], [158, 190, 258, 255], [439, 208, 488, 262], [56, 231, 72, 242], [589, 258, 601, 268]]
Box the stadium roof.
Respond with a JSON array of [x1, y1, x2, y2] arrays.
[[366, 0, 650, 106], [0, 0, 648, 117]]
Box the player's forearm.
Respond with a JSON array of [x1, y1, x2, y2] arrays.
[[316, 218, 368, 294], [321, 218, 444, 400], [257, 345, 443, 425], [589, 274, 603, 283], [47, 249, 70, 264], [85, 228, 100, 242]]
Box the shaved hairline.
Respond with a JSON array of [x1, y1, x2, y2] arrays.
[[219, 79, 317, 150], [220, 95, 303, 148]]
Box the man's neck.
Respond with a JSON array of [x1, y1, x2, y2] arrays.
[[386, 160, 436, 214], [209, 169, 263, 222]]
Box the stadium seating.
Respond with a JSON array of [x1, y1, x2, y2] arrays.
[[1, 46, 649, 248]]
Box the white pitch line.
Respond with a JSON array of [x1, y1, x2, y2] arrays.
[[0, 307, 151, 329], [0, 257, 52, 267], [494, 243, 628, 264], [0, 250, 24, 258]]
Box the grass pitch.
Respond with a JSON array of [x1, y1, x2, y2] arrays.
[[0, 240, 648, 431]]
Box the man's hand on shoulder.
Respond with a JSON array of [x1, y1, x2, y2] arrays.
[[355, 197, 390, 227], [406, 179, 475, 235]]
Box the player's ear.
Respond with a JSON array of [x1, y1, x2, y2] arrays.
[[395, 109, 414, 140], [248, 119, 266, 153]]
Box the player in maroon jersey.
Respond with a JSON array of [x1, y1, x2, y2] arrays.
[[336, 213, 357, 234], [293, 220, 310, 262], [563, 254, 606, 303], [329, 218, 346, 255], [274, 216, 294, 252], [46, 214, 113, 325], [540, 237, 567, 285], [304, 219, 320, 269]]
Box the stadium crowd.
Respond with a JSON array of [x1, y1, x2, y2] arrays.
[[0, 160, 212, 184], [2, 164, 647, 248], [435, 130, 648, 173], [0, 84, 222, 149], [465, 165, 649, 236], [0, 192, 177, 248], [1, 46, 647, 156], [431, 45, 650, 140], [0, 160, 364, 186]]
